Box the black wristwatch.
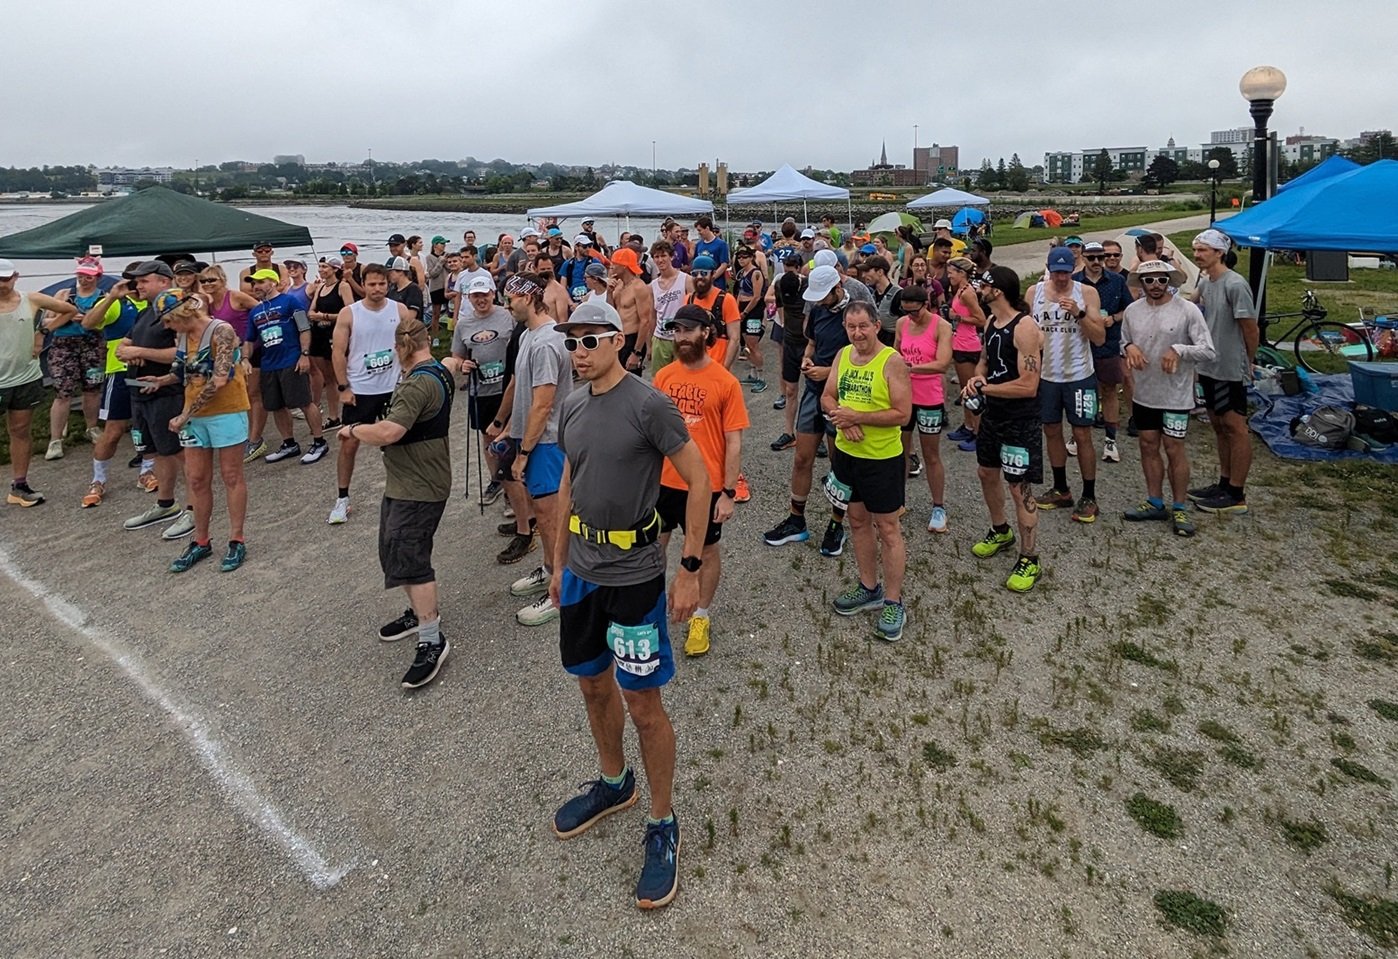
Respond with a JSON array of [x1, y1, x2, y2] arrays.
[[301, 349, 310, 356], [520, 447, 533, 457], [337, 383, 349, 392], [679, 555, 703, 573], [722, 487, 737, 499], [1075, 309, 1086, 319]]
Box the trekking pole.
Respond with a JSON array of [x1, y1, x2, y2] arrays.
[[460, 349, 473, 504], [466, 352, 486, 516]]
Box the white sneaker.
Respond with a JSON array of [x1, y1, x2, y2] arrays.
[[1103, 438, 1121, 463], [86, 426, 104, 444], [1065, 437, 1078, 457], [45, 439, 64, 461], [510, 565, 550, 598], [161, 509, 195, 540], [328, 497, 351, 524], [502, 504, 516, 519], [516, 594, 559, 627], [927, 505, 949, 534]]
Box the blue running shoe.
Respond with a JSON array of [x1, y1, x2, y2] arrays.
[[635, 816, 681, 909], [553, 770, 638, 839], [834, 581, 884, 615]]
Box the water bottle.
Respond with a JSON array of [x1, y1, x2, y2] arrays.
[[963, 385, 985, 414]]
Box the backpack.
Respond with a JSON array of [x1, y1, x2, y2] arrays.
[[688, 291, 731, 339], [1289, 405, 1355, 450], [1353, 404, 1398, 444]]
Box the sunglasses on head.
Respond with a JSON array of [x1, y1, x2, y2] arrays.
[[562, 330, 621, 352], [1140, 275, 1171, 285]]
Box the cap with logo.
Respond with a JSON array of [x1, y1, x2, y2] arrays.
[[1128, 258, 1187, 290], [1082, 241, 1104, 254], [339, 242, 359, 255], [173, 260, 201, 275], [431, 235, 448, 246], [1046, 247, 1077, 273], [556, 300, 623, 335], [387, 233, 407, 246], [75, 257, 104, 277], [691, 255, 717, 273], [466, 275, 495, 295], [251, 240, 273, 251]]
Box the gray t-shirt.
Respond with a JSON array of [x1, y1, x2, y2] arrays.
[[449, 305, 513, 396], [558, 375, 691, 586], [1194, 270, 1255, 382], [1120, 295, 1216, 411], [509, 321, 572, 442]]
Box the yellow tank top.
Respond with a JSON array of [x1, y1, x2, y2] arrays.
[[834, 345, 901, 459], [183, 322, 250, 417]]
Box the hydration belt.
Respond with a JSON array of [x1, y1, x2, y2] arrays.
[[568, 510, 661, 550]]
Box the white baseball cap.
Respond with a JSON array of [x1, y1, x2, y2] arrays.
[[573, 234, 593, 246], [800, 228, 816, 240], [803, 265, 841, 302], [813, 249, 839, 269], [466, 275, 495, 295], [934, 219, 953, 229], [0, 259, 17, 279]]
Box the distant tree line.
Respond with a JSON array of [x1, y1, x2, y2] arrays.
[[0, 165, 98, 195]]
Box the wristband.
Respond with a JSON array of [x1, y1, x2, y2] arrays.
[[723, 487, 737, 499], [491, 419, 503, 428], [520, 447, 533, 457]]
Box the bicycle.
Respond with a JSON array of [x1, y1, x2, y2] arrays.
[[1257, 290, 1383, 374]]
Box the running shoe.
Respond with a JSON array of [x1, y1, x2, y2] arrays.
[[86, 427, 103, 443], [498, 520, 524, 537], [81, 481, 105, 509], [772, 395, 787, 411], [45, 439, 64, 461], [907, 453, 922, 478], [1071, 497, 1099, 524], [1065, 437, 1078, 457], [1194, 493, 1248, 515], [947, 425, 973, 442], [1035, 488, 1074, 509], [497, 532, 536, 565], [876, 602, 906, 642], [1187, 482, 1222, 502], [299, 438, 329, 464], [265, 439, 302, 463], [137, 471, 159, 493], [290, 407, 305, 419], [127, 452, 143, 468], [517, 594, 558, 627], [685, 615, 711, 657], [748, 378, 767, 394], [834, 581, 884, 615], [1126, 417, 1139, 438], [401, 638, 449, 689], [220, 541, 247, 572], [818, 520, 845, 557], [161, 510, 195, 540], [1124, 502, 1168, 522], [502, 504, 516, 519], [636, 816, 681, 910], [1172, 509, 1196, 538], [243, 438, 268, 463], [957, 437, 977, 453], [733, 475, 751, 504], [815, 439, 828, 459], [6, 483, 45, 507], [553, 769, 637, 839], [124, 502, 181, 530], [1102, 438, 1120, 463], [509, 565, 550, 597], [762, 515, 808, 546], [927, 505, 949, 534], [169, 541, 213, 573], [1006, 555, 1042, 593], [379, 608, 419, 642], [971, 527, 1015, 558], [322, 417, 342, 432], [328, 497, 351, 525], [480, 480, 503, 506], [769, 432, 796, 452]]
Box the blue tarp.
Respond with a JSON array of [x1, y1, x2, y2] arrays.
[[951, 207, 986, 235], [1248, 374, 1398, 463], [1220, 159, 1398, 253], [1275, 154, 1359, 194]]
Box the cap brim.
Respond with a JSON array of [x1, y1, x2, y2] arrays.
[[803, 283, 837, 302]]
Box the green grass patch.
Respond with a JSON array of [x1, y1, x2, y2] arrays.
[[1218, 743, 1259, 770], [922, 740, 958, 772], [981, 209, 1179, 248], [1327, 886, 1398, 948], [1153, 889, 1229, 938], [1331, 757, 1392, 788], [1197, 720, 1240, 744], [1144, 747, 1206, 792], [1125, 793, 1182, 839], [1130, 709, 1171, 734], [1112, 640, 1177, 672], [1270, 811, 1329, 853], [1369, 699, 1398, 721], [1038, 725, 1108, 757], [1353, 633, 1398, 664], [1328, 579, 1382, 603]]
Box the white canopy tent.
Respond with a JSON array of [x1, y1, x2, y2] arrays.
[[526, 180, 712, 229], [726, 164, 852, 229], [906, 187, 990, 209]]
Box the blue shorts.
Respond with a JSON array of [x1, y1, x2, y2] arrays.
[[558, 570, 674, 691], [1039, 374, 1098, 428], [178, 411, 250, 450], [524, 442, 564, 497]]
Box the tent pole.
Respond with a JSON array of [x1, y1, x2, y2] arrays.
[[803, 200, 808, 226], [847, 197, 853, 237]]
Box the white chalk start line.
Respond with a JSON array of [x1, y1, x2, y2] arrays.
[[0, 545, 353, 890]]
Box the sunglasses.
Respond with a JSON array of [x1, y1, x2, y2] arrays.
[[339, 250, 356, 257], [562, 331, 621, 352], [198, 277, 220, 285], [691, 270, 712, 278], [1140, 275, 1171, 285], [1104, 253, 1123, 258], [1084, 255, 1105, 262]]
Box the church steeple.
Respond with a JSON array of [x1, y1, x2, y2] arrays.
[[880, 140, 889, 166]]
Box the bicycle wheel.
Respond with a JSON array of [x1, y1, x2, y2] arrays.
[[1292, 322, 1372, 374]]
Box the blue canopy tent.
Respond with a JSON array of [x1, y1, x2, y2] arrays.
[[1275, 154, 1359, 195], [1220, 159, 1398, 252], [950, 207, 986, 235]]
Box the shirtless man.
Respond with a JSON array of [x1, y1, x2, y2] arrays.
[[239, 241, 283, 294], [535, 253, 572, 324], [608, 248, 656, 373]]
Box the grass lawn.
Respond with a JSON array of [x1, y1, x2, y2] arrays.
[[980, 207, 1203, 248]]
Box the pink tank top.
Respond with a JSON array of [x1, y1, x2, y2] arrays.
[[951, 290, 981, 353], [210, 291, 250, 341], [899, 317, 944, 407]]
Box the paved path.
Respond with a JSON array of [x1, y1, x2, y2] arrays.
[[991, 213, 1217, 279]]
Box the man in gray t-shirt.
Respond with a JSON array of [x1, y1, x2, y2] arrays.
[[448, 278, 514, 398]]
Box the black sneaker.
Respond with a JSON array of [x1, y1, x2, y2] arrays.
[[128, 452, 143, 468], [769, 432, 796, 452], [1126, 416, 1139, 438], [265, 439, 302, 463], [907, 453, 922, 478], [819, 520, 846, 557], [498, 519, 535, 537], [378, 608, 419, 642], [481, 481, 503, 506], [815, 438, 828, 459], [323, 417, 342, 431], [1187, 482, 1222, 502], [497, 531, 536, 564], [401, 638, 449, 689], [762, 515, 809, 546]]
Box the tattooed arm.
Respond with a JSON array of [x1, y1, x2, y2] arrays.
[[175, 323, 239, 428]]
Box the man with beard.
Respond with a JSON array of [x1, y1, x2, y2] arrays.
[[684, 256, 740, 369]]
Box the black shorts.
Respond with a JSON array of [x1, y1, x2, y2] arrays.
[[466, 392, 503, 432], [952, 349, 982, 366], [99, 375, 131, 422], [976, 410, 1044, 485], [903, 403, 946, 434], [619, 332, 638, 368], [1198, 375, 1247, 416], [781, 335, 805, 384], [309, 322, 335, 360], [1094, 354, 1125, 386], [827, 446, 905, 515], [742, 313, 766, 341], [1131, 403, 1193, 439], [342, 391, 392, 426], [130, 392, 183, 457], [260, 366, 312, 412], [558, 571, 674, 691], [430, 289, 448, 307], [378, 497, 446, 588], [656, 485, 723, 546], [795, 379, 831, 436]]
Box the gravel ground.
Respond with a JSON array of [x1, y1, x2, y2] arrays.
[[3, 292, 1395, 957]]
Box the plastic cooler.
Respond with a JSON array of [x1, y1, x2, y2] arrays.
[[1348, 360, 1398, 412]]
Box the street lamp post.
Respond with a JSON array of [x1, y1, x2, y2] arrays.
[[652, 140, 656, 175], [1239, 65, 1286, 312], [1207, 158, 1220, 224]]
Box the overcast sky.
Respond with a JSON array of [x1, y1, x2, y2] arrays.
[[8, 1, 1394, 173]]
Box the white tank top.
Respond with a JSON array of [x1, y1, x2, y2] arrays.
[[650, 272, 687, 341], [347, 298, 401, 394], [1032, 280, 1093, 383]]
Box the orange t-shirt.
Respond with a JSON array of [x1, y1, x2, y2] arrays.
[[653, 358, 750, 491], [687, 288, 741, 365]]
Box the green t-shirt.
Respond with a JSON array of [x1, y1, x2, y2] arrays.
[[381, 366, 452, 502]]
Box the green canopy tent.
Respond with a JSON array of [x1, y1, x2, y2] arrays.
[[0, 186, 312, 259]]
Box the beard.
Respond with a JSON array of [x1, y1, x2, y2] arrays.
[[675, 338, 706, 361]]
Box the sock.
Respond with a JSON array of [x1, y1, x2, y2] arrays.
[[93, 458, 109, 484], [862, 581, 879, 593], [790, 498, 806, 517], [884, 599, 903, 608], [140, 459, 155, 476], [1147, 496, 1165, 509], [602, 766, 630, 788], [158, 498, 174, 509], [12, 476, 26, 488], [1105, 425, 1118, 439], [338, 487, 350, 499], [1082, 479, 1096, 500], [1225, 482, 1245, 500], [1171, 502, 1186, 511], [230, 538, 244, 546], [194, 538, 210, 548], [933, 502, 944, 509], [993, 522, 1010, 534], [646, 813, 675, 827], [1052, 466, 1068, 492], [418, 616, 441, 646], [693, 606, 709, 620], [185, 504, 194, 513], [1217, 475, 1229, 489]]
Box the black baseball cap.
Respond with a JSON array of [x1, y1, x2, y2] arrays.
[[387, 233, 406, 245]]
